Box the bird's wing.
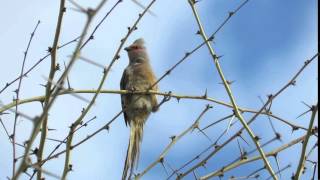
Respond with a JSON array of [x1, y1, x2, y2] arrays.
[[120, 68, 130, 126], [151, 88, 159, 112], [149, 68, 159, 112]]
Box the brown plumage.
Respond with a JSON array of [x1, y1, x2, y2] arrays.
[[120, 38, 158, 180]]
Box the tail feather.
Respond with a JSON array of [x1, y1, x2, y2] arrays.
[[122, 118, 144, 180]]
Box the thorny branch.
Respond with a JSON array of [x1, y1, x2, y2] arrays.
[[12, 20, 40, 178], [188, 0, 277, 178]]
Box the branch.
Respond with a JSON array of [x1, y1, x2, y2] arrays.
[[294, 103, 318, 180], [187, 0, 277, 178], [0, 89, 308, 133], [37, 1, 66, 179]]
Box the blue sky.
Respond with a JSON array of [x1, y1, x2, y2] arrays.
[[0, 0, 318, 179]]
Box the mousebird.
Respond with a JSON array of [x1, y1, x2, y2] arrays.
[[120, 38, 158, 180]]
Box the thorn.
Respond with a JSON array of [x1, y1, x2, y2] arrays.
[[170, 135, 176, 141], [55, 63, 60, 71], [304, 59, 311, 65], [47, 47, 52, 53], [275, 132, 282, 141], [159, 157, 164, 163], [290, 80, 297, 86], [226, 80, 236, 85], [33, 148, 39, 155], [214, 144, 220, 149], [203, 89, 208, 99], [292, 126, 299, 133], [254, 136, 261, 141], [296, 109, 312, 119], [228, 11, 234, 17], [213, 54, 218, 60], [311, 126, 318, 135], [68, 164, 73, 171], [104, 125, 110, 131], [39, 84, 47, 88], [201, 161, 207, 169], [301, 101, 312, 109], [208, 36, 214, 42]]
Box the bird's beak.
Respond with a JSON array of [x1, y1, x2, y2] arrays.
[[124, 47, 130, 51]]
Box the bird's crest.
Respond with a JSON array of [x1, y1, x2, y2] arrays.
[[133, 38, 145, 47]]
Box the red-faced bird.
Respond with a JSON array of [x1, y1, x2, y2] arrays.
[[120, 38, 158, 180]]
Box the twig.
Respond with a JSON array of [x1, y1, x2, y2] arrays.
[[294, 104, 318, 180], [12, 20, 40, 178], [201, 114, 234, 131]]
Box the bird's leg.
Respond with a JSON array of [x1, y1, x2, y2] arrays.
[[129, 86, 137, 94]]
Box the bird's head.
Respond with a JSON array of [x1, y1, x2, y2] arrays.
[[125, 38, 149, 64]]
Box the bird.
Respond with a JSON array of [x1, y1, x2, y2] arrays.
[[120, 38, 159, 180]]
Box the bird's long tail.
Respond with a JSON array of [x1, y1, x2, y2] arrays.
[[122, 118, 144, 180]]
